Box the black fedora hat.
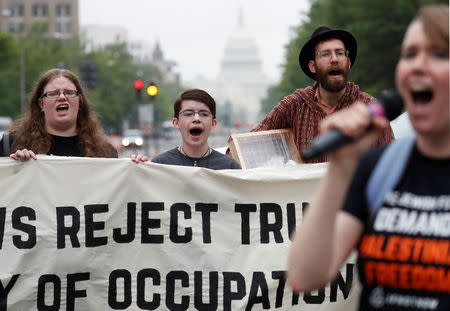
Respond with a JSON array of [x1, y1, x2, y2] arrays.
[[299, 26, 357, 80]]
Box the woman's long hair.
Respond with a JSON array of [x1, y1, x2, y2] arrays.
[[10, 68, 117, 158]]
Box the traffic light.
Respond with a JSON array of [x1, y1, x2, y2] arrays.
[[134, 79, 144, 101], [147, 82, 158, 98], [80, 61, 97, 90]]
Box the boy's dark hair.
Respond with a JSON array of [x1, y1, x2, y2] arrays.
[[173, 89, 216, 119]]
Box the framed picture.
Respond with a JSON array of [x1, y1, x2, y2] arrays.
[[228, 129, 302, 169]]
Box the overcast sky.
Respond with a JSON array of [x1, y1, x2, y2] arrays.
[[79, 0, 310, 83]]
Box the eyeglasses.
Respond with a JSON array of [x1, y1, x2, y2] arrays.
[[179, 109, 213, 119], [315, 49, 349, 61], [41, 90, 79, 99]]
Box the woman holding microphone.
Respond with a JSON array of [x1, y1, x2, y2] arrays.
[[288, 5, 449, 310]]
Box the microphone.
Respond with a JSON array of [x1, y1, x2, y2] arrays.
[[301, 90, 404, 161]]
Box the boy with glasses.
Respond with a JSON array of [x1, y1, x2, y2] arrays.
[[150, 89, 240, 169], [252, 26, 394, 163]]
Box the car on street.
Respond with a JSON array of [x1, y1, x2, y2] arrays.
[[121, 129, 144, 149], [0, 116, 12, 138]]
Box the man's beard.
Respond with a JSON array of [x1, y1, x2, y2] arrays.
[[315, 64, 349, 92]]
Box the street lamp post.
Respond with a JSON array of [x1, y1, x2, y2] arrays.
[[20, 48, 26, 113]]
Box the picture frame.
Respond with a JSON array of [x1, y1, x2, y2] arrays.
[[228, 129, 302, 169]]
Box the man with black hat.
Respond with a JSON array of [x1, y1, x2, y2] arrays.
[[252, 26, 394, 163]]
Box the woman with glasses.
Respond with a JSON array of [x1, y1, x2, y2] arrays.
[[0, 68, 118, 160], [144, 88, 240, 169]]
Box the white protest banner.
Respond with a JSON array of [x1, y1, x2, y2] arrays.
[[0, 157, 360, 310]]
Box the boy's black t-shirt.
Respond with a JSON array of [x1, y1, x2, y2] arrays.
[[343, 144, 450, 310]]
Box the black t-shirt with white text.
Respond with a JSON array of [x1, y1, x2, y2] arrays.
[[343, 144, 450, 311]]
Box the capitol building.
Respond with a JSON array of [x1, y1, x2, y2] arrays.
[[188, 13, 271, 126]]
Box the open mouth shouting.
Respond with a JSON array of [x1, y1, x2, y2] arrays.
[[56, 103, 69, 113], [56, 104, 69, 111], [328, 69, 342, 78], [410, 84, 433, 105], [189, 127, 203, 138], [406, 83, 436, 124]]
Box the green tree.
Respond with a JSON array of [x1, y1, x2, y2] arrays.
[[150, 81, 186, 122], [0, 32, 20, 116], [260, 85, 284, 115], [84, 43, 143, 133], [0, 31, 186, 134], [0, 23, 84, 118], [262, 0, 447, 114]]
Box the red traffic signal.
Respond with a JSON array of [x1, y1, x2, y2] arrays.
[[134, 79, 144, 90]]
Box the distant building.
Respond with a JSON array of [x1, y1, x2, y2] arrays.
[[81, 24, 179, 84], [80, 24, 128, 52], [150, 40, 178, 83], [128, 39, 179, 84], [0, 0, 79, 40], [128, 40, 153, 63], [189, 10, 271, 125]]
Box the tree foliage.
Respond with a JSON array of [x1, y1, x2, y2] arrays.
[[0, 29, 184, 134], [261, 0, 447, 114], [0, 33, 20, 117]]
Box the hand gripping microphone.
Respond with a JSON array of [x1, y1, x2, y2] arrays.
[[301, 90, 404, 161]]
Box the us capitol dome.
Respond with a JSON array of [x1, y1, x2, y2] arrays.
[[219, 20, 262, 80], [189, 11, 271, 126]]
